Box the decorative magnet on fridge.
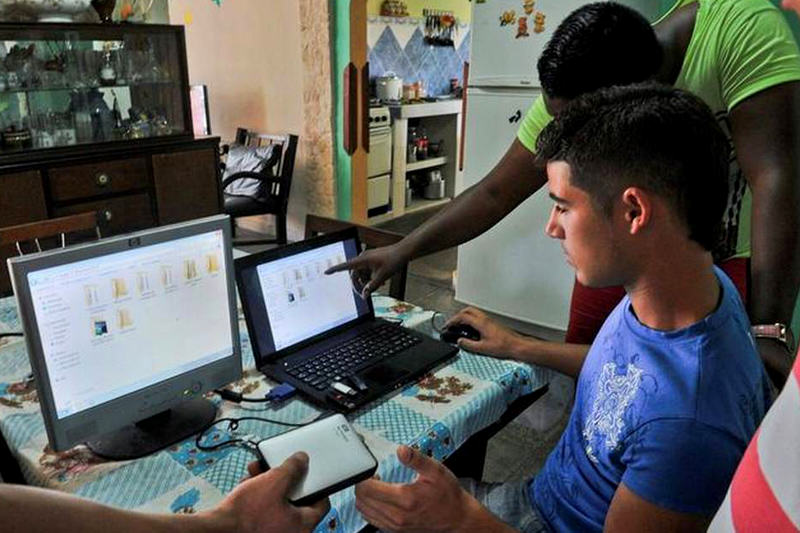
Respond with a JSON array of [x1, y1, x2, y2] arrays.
[[516, 17, 529, 38], [523, 0, 535, 15], [534, 11, 546, 33], [499, 10, 516, 26]]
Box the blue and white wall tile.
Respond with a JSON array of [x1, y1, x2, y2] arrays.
[[367, 17, 471, 97]]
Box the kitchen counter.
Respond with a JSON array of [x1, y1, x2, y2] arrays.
[[389, 99, 462, 119]]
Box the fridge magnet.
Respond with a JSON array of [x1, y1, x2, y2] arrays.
[[534, 11, 546, 33], [516, 16, 529, 38], [523, 0, 535, 15], [499, 10, 516, 26], [119, 2, 134, 20]]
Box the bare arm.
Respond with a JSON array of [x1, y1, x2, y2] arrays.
[[0, 454, 329, 533], [398, 138, 545, 258], [508, 338, 589, 378], [448, 307, 589, 378], [729, 81, 800, 385], [327, 139, 545, 295], [0, 484, 209, 533], [604, 483, 709, 533]]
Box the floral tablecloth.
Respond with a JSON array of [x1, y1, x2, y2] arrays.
[[0, 294, 550, 532]]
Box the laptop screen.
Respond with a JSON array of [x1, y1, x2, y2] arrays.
[[237, 235, 370, 361]]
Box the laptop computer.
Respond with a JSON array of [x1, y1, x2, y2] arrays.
[[235, 228, 457, 412]]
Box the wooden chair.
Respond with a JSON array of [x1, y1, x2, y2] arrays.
[[0, 212, 101, 257], [304, 214, 409, 300], [222, 128, 299, 246]]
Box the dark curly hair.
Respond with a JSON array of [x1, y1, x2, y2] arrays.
[[537, 2, 663, 100], [536, 83, 730, 252]]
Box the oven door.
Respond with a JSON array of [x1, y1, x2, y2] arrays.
[[367, 126, 392, 178]]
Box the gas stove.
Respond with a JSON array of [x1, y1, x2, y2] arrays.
[[368, 106, 391, 130]]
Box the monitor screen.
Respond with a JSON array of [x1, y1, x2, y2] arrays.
[[27, 230, 232, 419], [9, 215, 241, 458], [236, 234, 369, 363]]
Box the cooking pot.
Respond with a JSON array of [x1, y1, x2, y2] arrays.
[[376, 72, 403, 101]]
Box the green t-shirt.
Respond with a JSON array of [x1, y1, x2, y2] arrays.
[[517, 0, 800, 260]]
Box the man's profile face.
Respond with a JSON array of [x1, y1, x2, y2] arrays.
[[544, 161, 623, 288]]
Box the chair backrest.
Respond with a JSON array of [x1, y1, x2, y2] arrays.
[[304, 214, 408, 300], [234, 128, 298, 205], [0, 212, 101, 256]]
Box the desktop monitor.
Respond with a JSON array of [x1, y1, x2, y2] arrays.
[[8, 215, 240, 460]]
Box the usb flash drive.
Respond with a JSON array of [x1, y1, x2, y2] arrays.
[[331, 381, 357, 396]]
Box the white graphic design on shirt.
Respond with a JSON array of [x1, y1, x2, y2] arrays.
[[583, 362, 643, 463]]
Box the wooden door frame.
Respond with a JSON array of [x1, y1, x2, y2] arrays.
[[350, 0, 368, 223], [333, 0, 368, 223]]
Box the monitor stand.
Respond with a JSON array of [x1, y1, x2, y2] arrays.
[[85, 398, 217, 460]]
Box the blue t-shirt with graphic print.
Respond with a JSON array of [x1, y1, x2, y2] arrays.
[[530, 267, 772, 532]]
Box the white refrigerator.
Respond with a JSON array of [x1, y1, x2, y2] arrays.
[[455, 0, 660, 331]]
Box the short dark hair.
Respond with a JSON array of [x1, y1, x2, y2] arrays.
[[537, 2, 662, 100], [536, 83, 730, 252]]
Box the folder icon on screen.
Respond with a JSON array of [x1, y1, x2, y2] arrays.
[[111, 278, 128, 299], [206, 254, 219, 273], [84, 285, 99, 307], [137, 272, 151, 294], [184, 259, 198, 280], [117, 308, 133, 329], [161, 265, 174, 287]]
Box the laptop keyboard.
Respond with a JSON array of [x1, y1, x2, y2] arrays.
[[285, 323, 421, 391]]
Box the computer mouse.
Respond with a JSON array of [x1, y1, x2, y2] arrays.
[[440, 324, 481, 344]]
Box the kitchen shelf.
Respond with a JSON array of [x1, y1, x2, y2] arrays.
[[406, 156, 448, 173], [405, 196, 451, 214]]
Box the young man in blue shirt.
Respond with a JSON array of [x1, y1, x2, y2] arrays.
[[354, 84, 772, 532]]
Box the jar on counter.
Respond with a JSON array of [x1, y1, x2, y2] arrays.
[[403, 83, 416, 102]]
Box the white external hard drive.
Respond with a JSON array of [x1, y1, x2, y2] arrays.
[[256, 413, 378, 505]]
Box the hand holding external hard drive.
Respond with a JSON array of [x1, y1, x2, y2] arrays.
[[257, 414, 378, 506]]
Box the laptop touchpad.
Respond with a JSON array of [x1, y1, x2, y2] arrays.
[[363, 363, 406, 385]]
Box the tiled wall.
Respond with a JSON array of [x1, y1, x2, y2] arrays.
[[368, 18, 471, 97]]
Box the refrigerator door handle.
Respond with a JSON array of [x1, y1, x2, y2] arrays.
[[459, 61, 469, 172]]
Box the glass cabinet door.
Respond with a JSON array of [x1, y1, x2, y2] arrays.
[[0, 24, 190, 153]]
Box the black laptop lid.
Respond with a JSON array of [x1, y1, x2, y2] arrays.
[[235, 228, 373, 368]]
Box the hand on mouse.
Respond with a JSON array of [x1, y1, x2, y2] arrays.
[[445, 307, 521, 358]]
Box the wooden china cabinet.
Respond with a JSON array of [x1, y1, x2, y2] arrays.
[[0, 22, 222, 295]]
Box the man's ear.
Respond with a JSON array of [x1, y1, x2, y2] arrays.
[[620, 187, 651, 235]]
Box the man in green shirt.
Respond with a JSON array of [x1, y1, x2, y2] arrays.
[[330, 0, 800, 386]]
